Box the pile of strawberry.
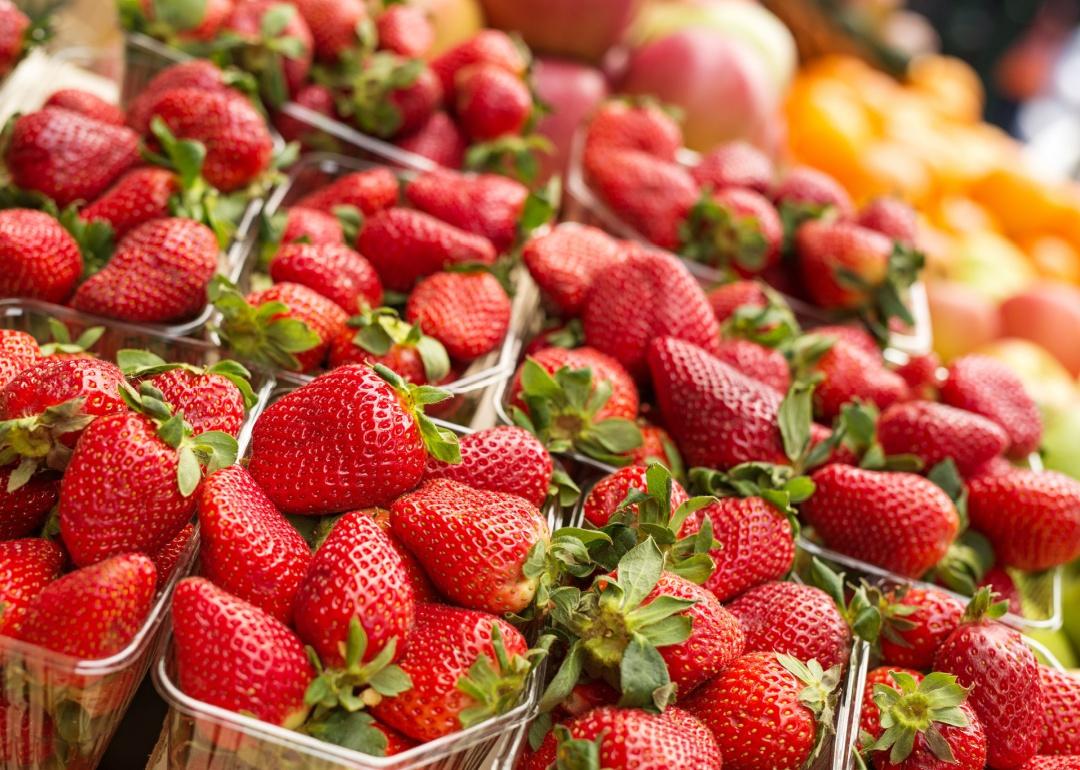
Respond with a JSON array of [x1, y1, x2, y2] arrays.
[[0, 326, 253, 766], [0, 59, 280, 325], [579, 100, 923, 342], [124, 0, 547, 180], [212, 160, 550, 383]]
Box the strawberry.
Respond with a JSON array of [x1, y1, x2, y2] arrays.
[[423, 425, 553, 508], [1038, 665, 1080, 755], [150, 521, 193, 586], [4, 107, 139, 206], [680, 187, 782, 276], [274, 83, 339, 146], [295, 167, 400, 215], [859, 666, 924, 739], [270, 242, 384, 314], [371, 721, 418, 755], [934, 590, 1043, 769], [802, 464, 959, 578], [79, 166, 178, 238], [395, 111, 468, 168], [522, 223, 626, 316], [358, 208, 497, 292], [0, 329, 40, 365], [431, 29, 527, 95], [293, 508, 415, 668], [17, 553, 156, 658], [0, 208, 82, 304], [0, 695, 53, 767], [585, 250, 721, 380], [977, 565, 1022, 615], [376, 3, 433, 57], [511, 347, 639, 421], [967, 469, 1080, 571], [583, 464, 689, 529], [0, 538, 63, 636], [405, 169, 530, 253], [584, 100, 683, 168], [795, 218, 893, 310], [172, 577, 314, 727], [334, 54, 442, 138], [247, 364, 459, 514], [684, 651, 840, 770], [225, 0, 313, 98], [706, 280, 768, 323], [589, 150, 698, 251], [0, 469, 58, 539], [294, 0, 367, 61], [455, 64, 532, 141], [773, 165, 854, 219], [405, 271, 511, 361], [877, 400, 1009, 477], [371, 507, 438, 602], [126, 60, 238, 134], [857, 197, 918, 245], [197, 465, 312, 622], [813, 324, 881, 357], [941, 354, 1043, 457], [713, 338, 790, 393], [1021, 758, 1080, 769], [383, 62, 443, 137], [44, 88, 124, 126], [0, 0, 30, 77], [327, 307, 450, 384], [691, 141, 774, 194], [391, 478, 548, 613], [72, 217, 218, 323], [371, 602, 532, 741], [279, 205, 345, 246], [895, 352, 942, 399], [812, 339, 908, 421], [139, 0, 234, 40], [624, 422, 682, 469], [878, 586, 964, 670]]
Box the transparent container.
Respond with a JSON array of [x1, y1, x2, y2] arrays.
[[0, 300, 276, 770]]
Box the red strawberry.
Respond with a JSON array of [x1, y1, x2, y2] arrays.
[[713, 338, 790, 393], [172, 577, 314, 727], [0, 208, 82, 304], [455, 64, 531, 141], [977, 564, 1022, 615], [372, 720, 418, 755], [391, 478, 548, 614], [895, 352, 942, 399], [585, 250, 721, 379], [405, 271, 510, 361], [376, 3, 433, 57], [327, 307, 449, 384], [796, 219, 893, 310], [150, 521, 193, 586], [0, 538, 63, 636], [941, 354, 1043, 457], [72, 217, 218, 323], [878, 586, 964, 670], [395, 111, 468, 168], [0, 695, 54, 767], [431, 29, 527, 95], [358, 208, 497, 292], [934, 590, 1043, 769], [584, 100, 682, 167], [198, 465, 312, 622], [773, 165, 854, 218], [274, 83, 339, 146], [857, 197, 918, 245], [294, 0, 366, 61], [371, 602, 531, 741], [1021, 758, 1080, 769], [510, 348, 639, 420], [4, 107, 139, 206], [682, 187, 782, 276], [967, 469, 1080, 571], [296, 167, 400, 215], [624, 422, 682, 468], [293, 508, 415, 666], [860, 666, 924, 739], [423, 425, 553, 508], [583, 464, 689, 529], [803, 464, 959, 578], [0, 0, 29, 77], [707, 280, 768, 323], [126, 60, 237, 134], [813, 324, 881, 357], [383, 62, 443, 137], [225, 0, 313, 96], [0, 329, 40, 364], [279, 205, 345, 245], [522, 223, 626, 316], [878, 401, 1009, 476], [0, 469, 58, 539], [270, 242, 384, 314], [684, 651, 840, 770], [405, 169, 529, 253], [44, 88, 125, 126], [1038, 665, 1080, 755], [17, 553, 156, 658], [813, 339, 909, 421], [691, 141, 774, 194], [247, 364, 459, 515], [79, 166, 178, 238], [371, 507, 438, 602]]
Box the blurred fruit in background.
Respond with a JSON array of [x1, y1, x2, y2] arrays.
[[414, 0, 485, 55], [478, 0, 639, 62], [532, 58, 609, 181]]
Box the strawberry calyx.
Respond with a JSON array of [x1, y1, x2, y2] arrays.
[[865, 671, 973, 765], [371, 363, 460, 463], [0, 398, 95, 490], [807, 556, 885, 644], [690, 461, 812, 526], [57, 205, 116, 278], [776, 653, 841, 766], [959, 586, 1009, 624], [457, 624, 548, 728], [778, 199, 830, 253], [465, 134, 554, 185], [858, 243, 925, 347], [680, 192, 769, 275], [930, 530, 995, 596], [329, 52, 423, 138], [348, 308, 450, 384], [117, 348, 258, 409], [553, 726, 604, 770], [37, 318, 104, 357], [521, 526, 609, 623], [865, 584, 921, 651], [722, 284, 801, 349]]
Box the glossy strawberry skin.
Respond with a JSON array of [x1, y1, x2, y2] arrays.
[[871, 700, 987, 770], [423, 426, 553, 508], [0, 208, 83, 304], [405, 170, 528, 254], [878, 401, 1009, 477], [860, 666, 925, 739], [0, 538, 64, 637], [395, 111, 468, 168], [583, 464, 689, 529], [126, 60, 235, 134], [857, 197, 918, 245], [941, 355, 1043, 457], [17, 553, 156, 659], [584, 101, 683, 167], [280, 206, 344, 245], [1020, 758, 1080, 769], [270, 242, 384, 315], [376, 4, 433, 57], [172, 577, 314, 728], [523, 223, 626, 316], [773, 166, 854, 218], [150, 522, 194, 586], [247, 365, 427, 515], [44, 88, 125, 126], [295, 168, 400, 216], [0, 470, 59, 540], [391, 478, 549, 614], [796, 219, 893, 310], [371, 602, 528, 742], [895, 352, 942, 400], [148, 368, 245, 438], [713, 338, 790, 393], [1038, 665, 1080, 755], [0, 1, 29, 77], [80, 166, 178, 238], [813, 339, 909, 422], [371, 507, 438, 602], [455, 64, 531, 141], [879, 586, 964, 670], [405, 271, 511, 362], [294, 0, 366, 61], [0, 358, 127, 425], [387, 64, 443, 137], [431, 29, 527, 95], [707, 280, 768, 323], [293, 508, 414, 667], [967, 469, 1080, 571], [691, 141, 774, 194], [245, 282, 349, 372]]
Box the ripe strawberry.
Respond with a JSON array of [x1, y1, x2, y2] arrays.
[[857, 197, 918, 245], [682, 187, 782, 276], [327, 307, 450, 384], [589, 150, 698, 251], [274, 82, 338, 146], [431, 29, 527, 95], [150, 521, 194, 585], [405, 271, 510, 361], [878, 400, 1009, 476], [371, 602, 531, 741], [72, 217, 218, 323], [423, 425, 553, 508], [691, 141, 774, 193], [358, 208, 497, 292], [1038, 665, 1080, 755], [803, 465, 959, 578], [0, 695, 54, 767], [684, 651, 840, 770], [773, 165, 854, 219], [713, 338, 790, 393], [0, 0, 30, 77], [197, 466, 311, 622], [878, 586, 964, 670], [895, 352, 942, 399], [584, 100, 682, 168], [391, 478, 548, 613], [583, 464, 689, 528], [371, 507, 438, 602], [0, 208, 82, 304], [17, 553, 156, 658], [293, 508, 415, 666], [405, 170, 529, 253], [0, 469, 58, 539], [978, 564, 1022, 615], [585, 250, 720, 380], [624, 422, 682, 468], [522, 223, 626, 316], [813, 324, 881, 357], [296, 167, 400, 215], [376, 3, 433, 57], [383, 62, 444, 137], [126, 60, 237, 134], [5, 107, 139, 206], [395, 111, 468, 168], [294, 0, 366, 61], [796, 219, 893, 310], [967, 469, 1080, 571], [270, 242, 384, 314], [941, 354, 1043, 457], [0, 329, 40, 364], [247, 364, 459, 514], [172, 577, 314, 727], [79, 166, 178, 238], [707, 279, 768, 323], [859, 666, 924, 739], [1021, 758, 1080, 769], [0, 538, 63, 636], [934, 590, 1043, 769], [44, 88, 124, 126], [455, 64, 531, 142], [813, 339, 908, 421], [225, 0, 313, 96], [279, 205, 345, 246]]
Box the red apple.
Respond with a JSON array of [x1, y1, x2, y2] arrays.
[[927, 280, 1002, 362], [478, 0, 639, 62], [1000, 282, 1080, 376], [533, 57, 609, 182]]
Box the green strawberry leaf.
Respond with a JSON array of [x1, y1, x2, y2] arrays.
[[618, 634, 672, 712], [304, 710, 388, 755]]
